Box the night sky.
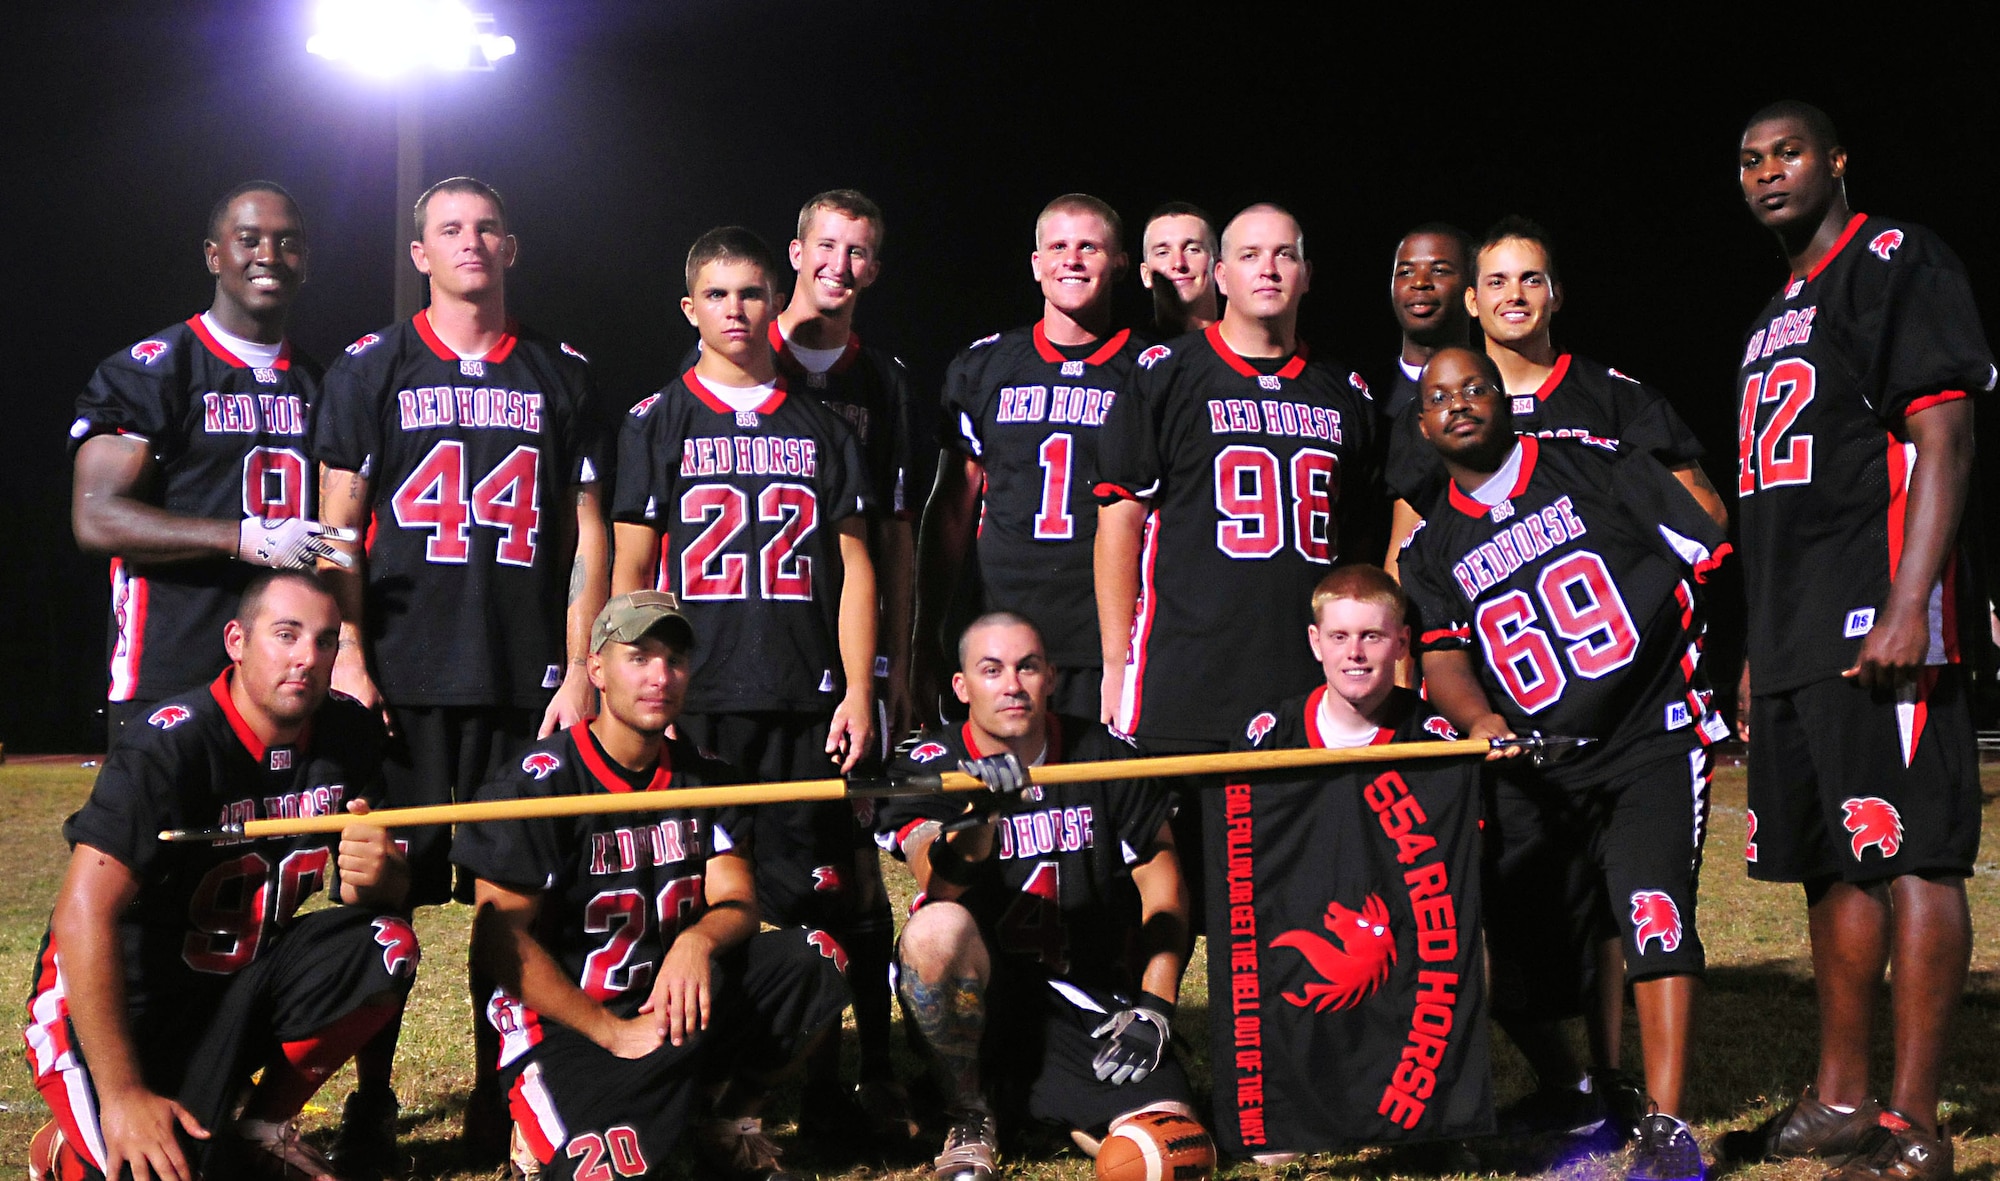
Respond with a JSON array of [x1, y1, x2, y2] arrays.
[[6, 4, 1997, 750]]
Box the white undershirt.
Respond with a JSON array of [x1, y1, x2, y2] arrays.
[[1315, 693, 1385, 749], [1465, 440, 1526, 507], [1398, 358, 1422, 383], [783, 328, 847, 374], [200, 313, 282, 369], [704, 380, 780, 412]]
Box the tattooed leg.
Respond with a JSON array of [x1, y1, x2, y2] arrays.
[[897, 901, 992, 1112]]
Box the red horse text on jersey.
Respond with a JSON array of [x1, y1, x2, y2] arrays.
[[996, 803, 1096, 859], [396, 386, 545, 432], [679, 436, 819, 478], [1207, 398, 1345, 444], [994, 384, 1117, 426]]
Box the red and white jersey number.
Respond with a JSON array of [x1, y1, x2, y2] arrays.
[[1474, 550, 1640, 714], [1737, 358, 1816, 496], [567, 1126, 649, 1180], [1034, 433, 1075, 540], [1213, 445, 1340, 563], [390, 440, 543, 565], [181, 846, 329, 974], [996, 860, 1068, 973], [675, 482, 820, 601], [577, 875, 704, 1001], [242, 446, 307, 519]]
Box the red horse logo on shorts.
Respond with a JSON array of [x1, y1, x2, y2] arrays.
[[806, 929, 849, 973], [1270, 894, 1396, 1012], [1630, 890, 1683, 954], [371, 917, 419, 978], [1841, 797, 1904, 861]]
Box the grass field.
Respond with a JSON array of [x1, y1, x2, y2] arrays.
[[1, 757, 1994, 1180]]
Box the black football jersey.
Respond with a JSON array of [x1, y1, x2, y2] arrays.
[[310, 314, 599, 707], [1384, 353, 1704, 511], [1401, 437, 1732, 783], [610, 371, 873, 713], [70, 317, 322, 703], [1735, 214, 1996, 692], [1235, 685, 1462, 752], [451, 726, 746, 1063], [1094, 325, 1377, 745], [939, 323, 1144, 670], [875, 721, 1174, 996], [1381, 361, 1423, 425], [51, 671, 386, 1018]]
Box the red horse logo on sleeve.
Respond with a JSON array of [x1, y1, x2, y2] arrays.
[[1270, 894, 1397, 1012], [1841, 797, 1904, 860]]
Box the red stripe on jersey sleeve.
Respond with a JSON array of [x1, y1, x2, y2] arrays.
[[1093, 481, 1142, 502], [1420, 626, 1470, 645], [1693, 542, 1733, 585], [1903, 389, 1968, 419]]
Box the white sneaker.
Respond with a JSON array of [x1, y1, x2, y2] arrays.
[[232, 1118, 341, 1181]]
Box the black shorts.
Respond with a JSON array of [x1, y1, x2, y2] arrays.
[[1122, 734, 1221, 939], [1746, 668, 1981, 883], [505, 928, 849, 1179], [983, 964, 1195, 1137], [1485, 748, 1712, 1015], [679, 711, 880, 931], [28, 906, 418, 1179], [385, 703, 541, 906]]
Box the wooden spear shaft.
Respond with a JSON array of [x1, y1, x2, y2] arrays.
[[159, 737, 1502, 842]]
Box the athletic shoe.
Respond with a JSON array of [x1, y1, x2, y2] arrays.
[[509, 1123, 545, 1181], [1628, 1112, 1705, 1181], [28, 1120, 90, 1181], [1495, 1083, 1608, 1136], [1823, 1111, 1953, 1181], [232, 1118, 342, 1180], [1595, 1069, 1651, 1146], [1718, 1085, 1885, 1162], [329, 1085, 404, 1180], [932, 1108, 999, 1181], [692, 1115, 801, 1181]]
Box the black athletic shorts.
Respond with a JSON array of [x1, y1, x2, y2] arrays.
[[1485, 747, 1712, 1015], [383, 703, 542, 906], [29, 906, 418, 1179], [1746, 667, 1981, 883], [505, 927, 849, 1179], [983, 963, 1196, 1136], [1120, 734, 1222, 940], [679, 710, 881, 932]]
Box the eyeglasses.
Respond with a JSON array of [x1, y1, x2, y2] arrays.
[[1423, 382, 1502, 409]]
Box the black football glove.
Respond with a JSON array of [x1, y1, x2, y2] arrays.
[[1090, 991, 1174, 1084], [958, 752, 1031, 795]]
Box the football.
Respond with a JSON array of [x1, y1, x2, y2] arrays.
[[1096, 1111, 1216, 1181]]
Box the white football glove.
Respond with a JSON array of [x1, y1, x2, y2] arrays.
[[237, 517, 359, 569]]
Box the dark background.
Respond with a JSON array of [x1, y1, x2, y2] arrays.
[[5, 4, 1997, 752]]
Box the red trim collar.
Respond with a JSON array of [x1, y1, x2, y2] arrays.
[[1303, 684, 1395, 748], [570, 721, 674, 793], [207, 669, 310, 765], [769, 321, 861, 377], [1204, 323, 1308, 380], [414, 310, 521, 363], [1530, 354, 1572, 402], [1032, 321, 1131, 367], [959, 716, 1063, 764], [683, 368, 789, 416], [1447, 435, 1540, 518], [1802, 212, 1869, 284], [185, 316, 291, 371]]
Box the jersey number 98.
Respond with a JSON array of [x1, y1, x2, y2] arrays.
[[1213, 445, 1339, 562]]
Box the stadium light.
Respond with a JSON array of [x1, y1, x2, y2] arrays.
[[307, 0, 516, 77], [307, 0, 517, 318]]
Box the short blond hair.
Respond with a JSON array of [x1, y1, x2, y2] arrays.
[[1035, 193, 1123, 250], [1310, 565, 1406, 622]]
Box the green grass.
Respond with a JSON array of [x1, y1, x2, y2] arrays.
[[2, 758, 1995, 1180]]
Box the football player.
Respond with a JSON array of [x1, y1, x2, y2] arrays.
[[912, 194, 1142, 734], [879, 612, 1198, 1181], [1138, 202, 1219, 337], [1399, 347, 1732, 1181], [1720, 101, 1993, 1181], [455, 591, 850, 1181], [25, 570, 416, 1181], [69, 182, 352, 743], [311, 175, 609, 1168], [1381, 223, 1475, 424]]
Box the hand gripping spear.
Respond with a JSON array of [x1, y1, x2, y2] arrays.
[[159, 733, 1592, 843]]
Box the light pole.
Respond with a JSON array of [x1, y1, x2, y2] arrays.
[[307, 0, 517, 320]]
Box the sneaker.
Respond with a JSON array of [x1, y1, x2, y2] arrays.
[[1495, 1083, 1608, 1136], [28, 1120, 90, 1181], [856, 1077, 921, 1142], [232, 1118, 342, 1181], [1595, 1069, 1651, 1146], [509, 1122, 545, 1181], [692, 1115, 801, 1181], [1719, 1085, 1886, 1162], [933, 1108, 999, 1181], [329, 1086, 404, 1180], [1824, 1111, 1953, 1181], [1628, 1112, 1705, 1181]]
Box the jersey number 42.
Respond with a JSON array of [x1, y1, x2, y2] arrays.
[[1737, 359, 1816, 495]]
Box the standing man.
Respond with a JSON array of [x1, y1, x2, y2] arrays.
[[25, 570, 416, 1181], [70, 182, 352, 741], [1400, 347, 1732, 1181], [1382, 222, 1475, 423], [455, 591, 850, 1181], [312, 176, 609, 1166], [913, 194, 1142, 733], [879, 612, 1198, 1181], [1721, 101, 1993, 1181], [1138, 202, 1220, 337]]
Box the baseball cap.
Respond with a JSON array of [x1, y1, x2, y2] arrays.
[[589, 590, 694, 653]]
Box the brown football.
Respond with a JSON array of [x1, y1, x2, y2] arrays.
[[1096, 1111, 1216, 1181]]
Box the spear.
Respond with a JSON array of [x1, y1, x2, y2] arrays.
[[158, 733, 1590, 842]]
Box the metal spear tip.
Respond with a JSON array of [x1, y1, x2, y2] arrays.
[[158, 824, 244, 842]]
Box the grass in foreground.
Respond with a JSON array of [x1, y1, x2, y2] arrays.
[[1, 758, 1994, 1179]]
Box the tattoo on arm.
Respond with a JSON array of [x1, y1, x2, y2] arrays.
[[568, 553, 585, 604]]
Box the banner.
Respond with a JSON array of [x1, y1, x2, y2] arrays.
[[1203, 759, 1492, 1155]]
